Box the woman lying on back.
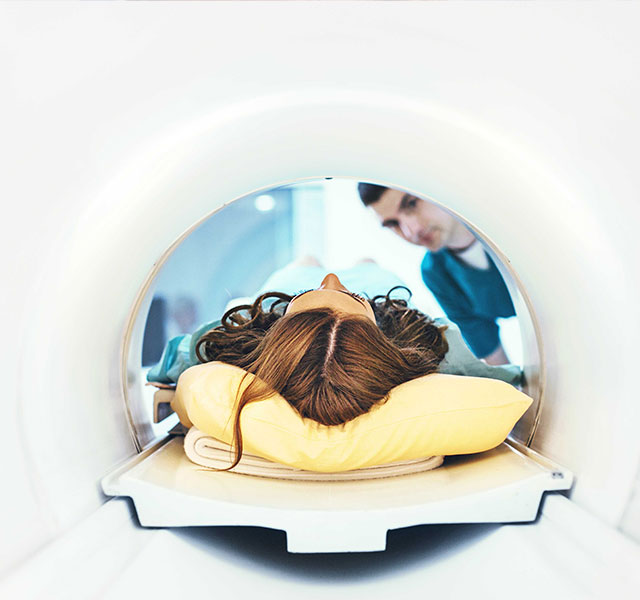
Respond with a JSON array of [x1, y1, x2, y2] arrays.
[[195, 272, 449, 427], [149, 263, 522, 469]]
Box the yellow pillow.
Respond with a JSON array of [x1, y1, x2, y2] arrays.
[[173, 361, 532, 472]]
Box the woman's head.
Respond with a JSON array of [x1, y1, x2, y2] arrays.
[[236, 307, 437, 426], [195, 274, 448, 469]]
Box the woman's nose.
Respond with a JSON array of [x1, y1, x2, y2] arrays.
[[319, 273, 346, 291]]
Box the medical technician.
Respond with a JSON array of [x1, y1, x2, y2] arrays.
[[358, 183, 515, 365]]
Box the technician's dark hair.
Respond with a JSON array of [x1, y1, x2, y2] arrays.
[[195, 287, 448, 470], [357, 182, 390, 206]]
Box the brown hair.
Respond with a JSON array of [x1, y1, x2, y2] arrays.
[[195, 287, 447, 470]]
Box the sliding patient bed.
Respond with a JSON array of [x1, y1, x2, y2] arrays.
[[102, 428, 572, 553]]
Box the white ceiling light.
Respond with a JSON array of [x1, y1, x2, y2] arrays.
[[254, 194, 275, 212]]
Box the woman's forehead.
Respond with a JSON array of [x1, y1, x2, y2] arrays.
[[286, 289, 375, 321]]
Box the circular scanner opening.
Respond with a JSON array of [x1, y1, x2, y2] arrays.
[[123, 178, 542, 451]]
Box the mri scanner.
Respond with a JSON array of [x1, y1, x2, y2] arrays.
[[2, 2, 640, 598]]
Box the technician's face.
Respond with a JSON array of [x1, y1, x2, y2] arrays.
[[369, 189, 458, 251], [285, 273, 376, 323]]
